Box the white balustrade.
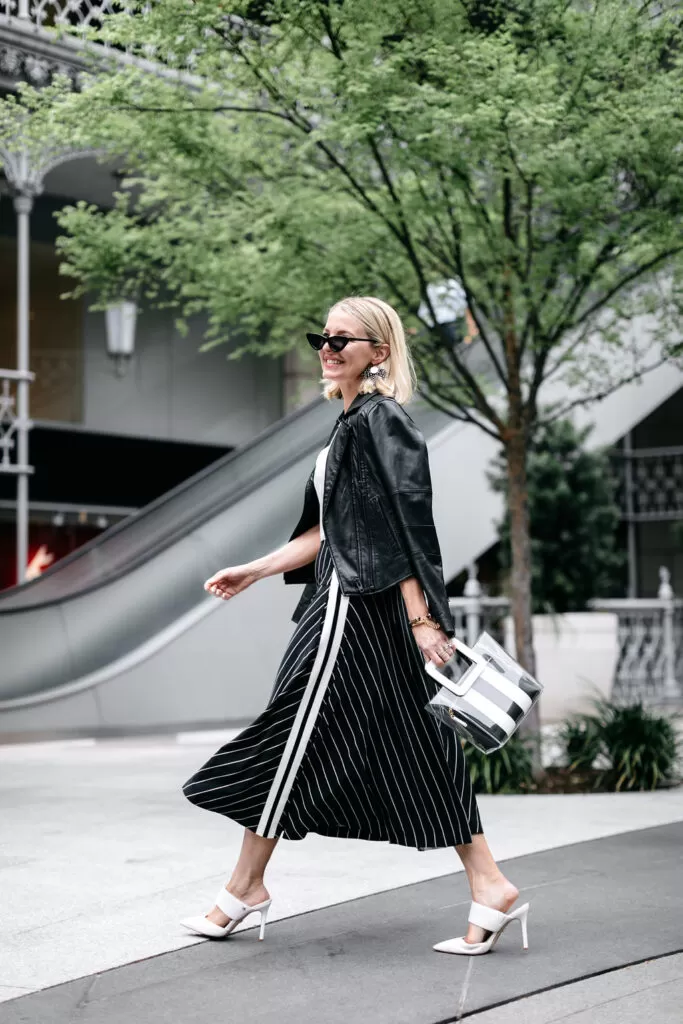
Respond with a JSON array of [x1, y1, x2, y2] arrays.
[[451, 564, 682, 706], [449, 563, 510, 648], [590, 567, 682, 704]]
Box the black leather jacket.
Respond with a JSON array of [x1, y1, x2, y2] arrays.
[[284, 391, 455, 638]]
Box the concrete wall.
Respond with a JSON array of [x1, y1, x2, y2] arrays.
[[2, 183, 288, 449], [505, 612, 619, 725], [82, 306, 285, 447]]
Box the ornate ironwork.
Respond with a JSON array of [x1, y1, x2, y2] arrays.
[[612, 446, 683, 522], [0, 138, 101, 197], [0, 40, 80, 86], [0, 370, 34, 475], [0, 1, 116, 88], [1, 1, 113, 26]]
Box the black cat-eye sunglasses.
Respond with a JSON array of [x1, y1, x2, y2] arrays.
[[306, 332, 375, 353]]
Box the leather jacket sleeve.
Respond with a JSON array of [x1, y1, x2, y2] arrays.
[[362, 399, 455, 637]]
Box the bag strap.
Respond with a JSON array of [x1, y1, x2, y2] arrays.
[[424, 653, 488, 697], [449, 635, 484, 664]]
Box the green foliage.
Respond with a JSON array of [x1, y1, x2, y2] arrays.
[[1, 0, 681, 402], [558, 714, 603, 772], [2, 0, 682, 682], [562, 700, 680, 792], [464, 735, 535, 794], [491, 419, 626, 612]]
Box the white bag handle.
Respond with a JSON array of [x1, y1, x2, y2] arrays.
[[424, 635, 487, 697]]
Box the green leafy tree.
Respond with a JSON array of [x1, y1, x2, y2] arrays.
[[491, 419, 626, 613], [2, 0, 682, 691]]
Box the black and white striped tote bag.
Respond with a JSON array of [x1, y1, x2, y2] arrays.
[[425, 631, 543, 754]]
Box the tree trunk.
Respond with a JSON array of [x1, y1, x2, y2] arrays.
[[504, 427, 535, 674], [504, 425, 542, 756]]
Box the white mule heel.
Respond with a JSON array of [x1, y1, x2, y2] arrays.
[[181, 888, 272, 941], [433, 900, 529, 956]]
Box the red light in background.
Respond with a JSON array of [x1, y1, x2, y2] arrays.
[[25, 543, 56, 581]]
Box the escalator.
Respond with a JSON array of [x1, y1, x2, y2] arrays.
[[0, 395, 450, 737], [1, 354, 681, 740]]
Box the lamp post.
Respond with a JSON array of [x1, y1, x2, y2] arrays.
[[105, 299, 137, 376], [0, 141, 98, 584]]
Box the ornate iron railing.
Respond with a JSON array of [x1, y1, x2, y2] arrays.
[[1, 1, 113, 26], [612, 445, 683, 522], [0, 369, 33, 476]]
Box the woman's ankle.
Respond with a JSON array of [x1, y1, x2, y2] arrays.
[[470, 874, 518, 907], [226, 876, 268, 900]]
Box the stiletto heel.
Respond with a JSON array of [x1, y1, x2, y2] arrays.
[[181, 888, 273, 940], [433, 901, 530, 956], [519, 904, 529, 949]]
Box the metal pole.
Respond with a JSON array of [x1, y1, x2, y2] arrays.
[[18, 0, 30, 18], [14, 190, 33, 586], [623, 431, 638, 598]]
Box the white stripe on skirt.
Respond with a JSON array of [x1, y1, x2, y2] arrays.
[[256, 568, 349, 838]]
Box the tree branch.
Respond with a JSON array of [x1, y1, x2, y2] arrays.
[[538, 354, 672, 424], [566, 246, 683, 335], [412, 349, 502, 440]]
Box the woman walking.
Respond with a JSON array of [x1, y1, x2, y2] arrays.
[[181, 296, 528, 955]]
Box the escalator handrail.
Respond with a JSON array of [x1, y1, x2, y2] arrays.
[[0, 394, 337, 613]]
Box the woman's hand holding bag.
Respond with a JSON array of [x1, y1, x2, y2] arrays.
[[412, 623, 455, 668]]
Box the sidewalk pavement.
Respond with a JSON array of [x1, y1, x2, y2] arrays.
[[1, 734, 682, 1020], [3, 823, 682, 1023]]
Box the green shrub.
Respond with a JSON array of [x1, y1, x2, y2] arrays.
[[561, 699, 680, 791], [559, 715, 603, 772], [464, 735, 535, 794]]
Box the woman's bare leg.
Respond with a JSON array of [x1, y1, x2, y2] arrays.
[[206, 828, 278, 926], [455, 834, 519, 944]]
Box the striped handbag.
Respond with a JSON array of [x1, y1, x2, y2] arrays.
[[425, 631, 543, 754]]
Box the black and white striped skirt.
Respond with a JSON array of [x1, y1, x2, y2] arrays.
[[182, 541, 482, 850]]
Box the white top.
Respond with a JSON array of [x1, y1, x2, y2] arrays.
[[313, 443, 332, 541]]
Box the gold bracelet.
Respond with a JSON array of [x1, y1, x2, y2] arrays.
[[409, 614, 441, 631]]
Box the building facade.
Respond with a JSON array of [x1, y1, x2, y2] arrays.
[[0, 2, 322, 587]]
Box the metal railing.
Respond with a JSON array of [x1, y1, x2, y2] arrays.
[[1, 1, 112, 26], [0, 369, 34, 583], [612, 445, 683, 522]]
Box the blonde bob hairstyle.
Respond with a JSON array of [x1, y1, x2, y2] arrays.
[[320, 296, 417, 406]]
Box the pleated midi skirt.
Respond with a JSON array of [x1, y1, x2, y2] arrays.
[[183, 540, 482, 850]]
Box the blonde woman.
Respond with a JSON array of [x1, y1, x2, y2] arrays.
[[181, 296, 528, 956]]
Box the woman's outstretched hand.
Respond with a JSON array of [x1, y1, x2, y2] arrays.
[[204, 564, 260, 601], [412, 624, 455, 668]]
